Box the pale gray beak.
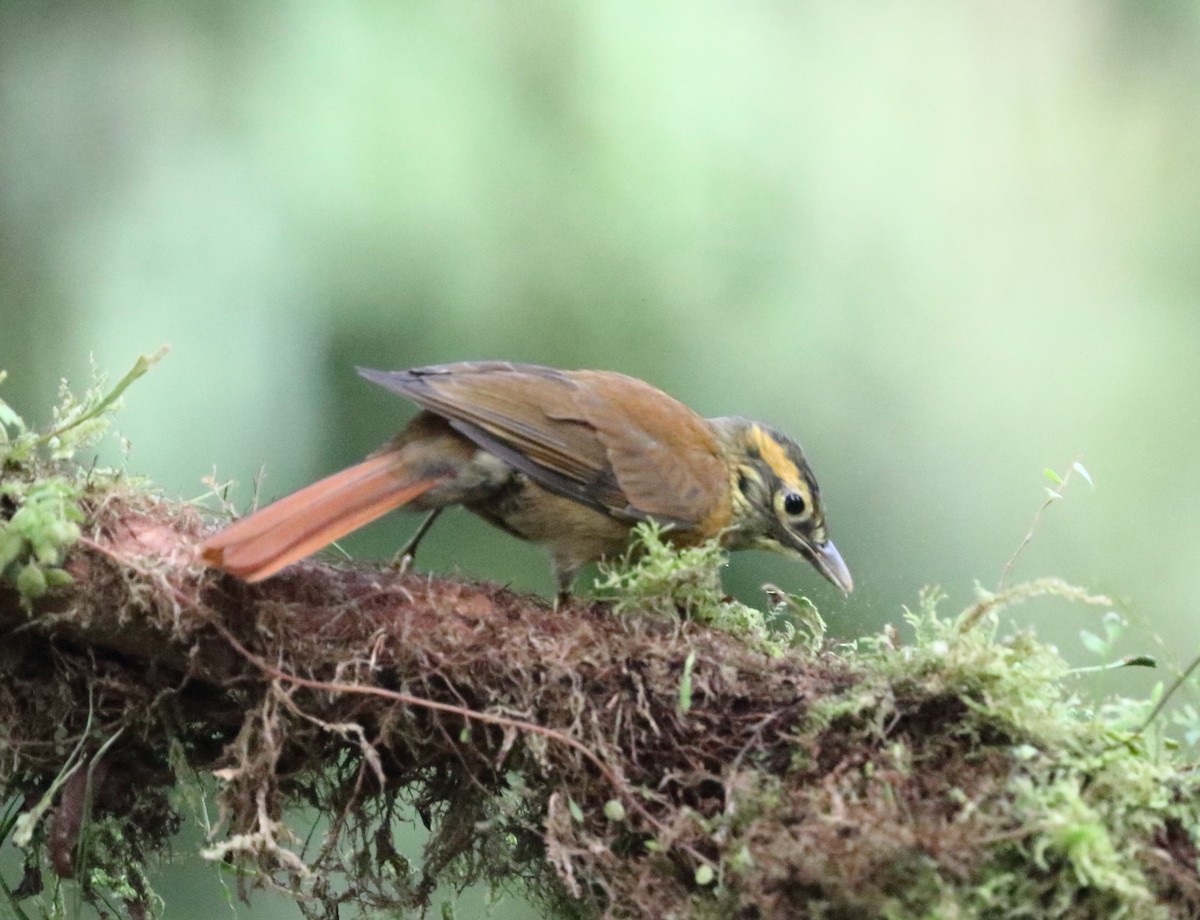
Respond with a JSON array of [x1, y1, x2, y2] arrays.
[[810, 539, 853, 594]]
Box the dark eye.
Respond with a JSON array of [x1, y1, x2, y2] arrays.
[[782, 491, 806, 517]]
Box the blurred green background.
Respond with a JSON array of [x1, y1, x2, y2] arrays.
[[2, 2, 1199, 916]]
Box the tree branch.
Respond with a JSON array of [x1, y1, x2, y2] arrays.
[[1, 487, 1197, 919]]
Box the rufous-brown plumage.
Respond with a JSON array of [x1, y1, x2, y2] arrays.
[[200, 362, 852, 596]]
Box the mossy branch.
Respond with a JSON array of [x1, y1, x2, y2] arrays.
[[1, 361, 1198, 919], [0, 483, 1196, 919]]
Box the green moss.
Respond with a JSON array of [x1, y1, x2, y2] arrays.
[[0, 477, 83, 610], [0, 348, 167, 468], [81, 816, 163, 914], [591, 517, 1197, 918], [0, 349, 166, 611], [594, 521, 815, 656], [697, 584, 1198, 919]]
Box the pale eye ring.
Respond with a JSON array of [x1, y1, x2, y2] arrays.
[[782, 491, 807, 517]]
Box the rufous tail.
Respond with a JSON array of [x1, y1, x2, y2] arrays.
[[200, 453, 443, 582]]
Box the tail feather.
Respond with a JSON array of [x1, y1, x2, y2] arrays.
[[201, 453, 443, 582]]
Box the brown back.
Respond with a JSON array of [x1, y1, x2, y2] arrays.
[[359, 362, 729, 528]]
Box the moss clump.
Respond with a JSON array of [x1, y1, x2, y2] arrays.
[[594, 521, 816, 656], [694, 585, 1198, 920], [0, 350, 166, 611], [0, 477, 83, 608], [586, 526, 1198, 918]]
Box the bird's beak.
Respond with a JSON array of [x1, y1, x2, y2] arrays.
[[806, 538, 853, 594]]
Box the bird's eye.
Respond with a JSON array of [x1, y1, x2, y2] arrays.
[[782, 491, 806, 517]]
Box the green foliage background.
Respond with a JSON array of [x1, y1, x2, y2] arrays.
[[1, 3, 1198, 917]]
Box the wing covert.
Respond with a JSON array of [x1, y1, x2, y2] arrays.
[[358, 363, 728, 528]]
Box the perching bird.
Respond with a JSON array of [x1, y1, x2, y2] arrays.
[[200, 362, 852, 597]]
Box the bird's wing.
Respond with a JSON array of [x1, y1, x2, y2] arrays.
[[358, 362, 728, 528]]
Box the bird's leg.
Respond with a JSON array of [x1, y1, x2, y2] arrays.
[[552, 559, 580, 609], [390, 508, 443, 573]]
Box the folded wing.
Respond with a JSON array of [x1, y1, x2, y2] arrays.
[[358, 362, 728, 529]]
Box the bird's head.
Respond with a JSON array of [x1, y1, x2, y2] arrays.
[[710, 417, 853, 594]]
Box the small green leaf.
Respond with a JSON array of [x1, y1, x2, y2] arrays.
[[1070, 653, 1157, 675], [603, 799, 626, 822], [1073, 461, 1093, 487], [1044, 488, 1063, 500], [1043, 468, 1063, 485], [33, 540, 60, 566], [16, 563, 47, 599], [49, 520, 81, 544], [729, 844, 754, 870], [694, 864, 715, 886], [1079, 629, 1108, 656], [44, 568, 75, 588], [0, 532, 22, 572], [568, 797, 584, 824], [1115, 654, 1157, 669], [0, 399, 22, 432]]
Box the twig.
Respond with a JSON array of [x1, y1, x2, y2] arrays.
[[1135, 650, 1200, 738], [998, 456, 1087, 590]]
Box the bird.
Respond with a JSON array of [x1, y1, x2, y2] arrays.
[[199, 361, 852, 598]]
